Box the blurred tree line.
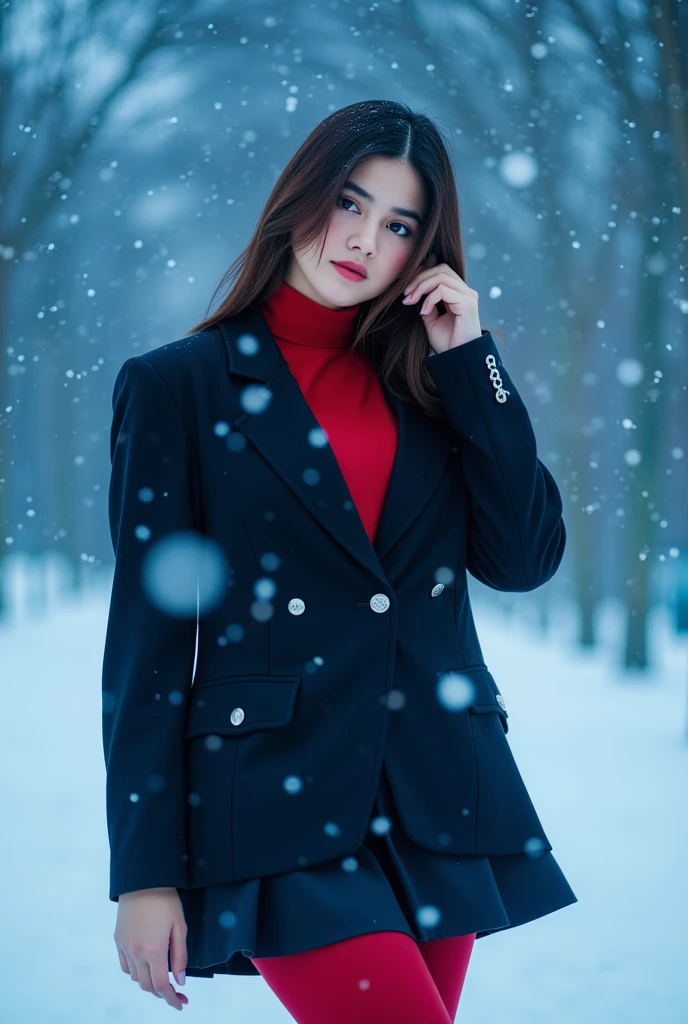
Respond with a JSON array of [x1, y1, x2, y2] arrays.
[[0, 0, 686, 673]]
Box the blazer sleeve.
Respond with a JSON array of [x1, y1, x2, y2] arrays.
[[102, 356, 200, 902], [423, 329, 566, 592]]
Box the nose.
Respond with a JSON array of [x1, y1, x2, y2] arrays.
[[350, 239, 376, 258]]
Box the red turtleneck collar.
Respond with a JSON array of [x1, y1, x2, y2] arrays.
[[261, 280, 360, 349]]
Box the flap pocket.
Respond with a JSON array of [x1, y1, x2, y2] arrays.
[[460, 666, 509, 733], [185, 675, 301, 738]]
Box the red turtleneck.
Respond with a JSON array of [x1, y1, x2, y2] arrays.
[[260, 280, 399, 546]]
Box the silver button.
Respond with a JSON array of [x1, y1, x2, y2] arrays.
[[230, 707, 245, 726], [370, 593, 390, 613], [430, 583, 444, 597], [496, 694, 506, 712], [288, 598, 305, 615]]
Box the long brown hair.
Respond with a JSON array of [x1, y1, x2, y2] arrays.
[[187, 99, 505, 419]]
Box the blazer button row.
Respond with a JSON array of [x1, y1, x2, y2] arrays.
[[292, 588, 445, 616], [485, 354, 510, 404], [290, 594, 391, 614]]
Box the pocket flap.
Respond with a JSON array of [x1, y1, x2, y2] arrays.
[[185, 675, 301, 738], [461, 666, 509, 732]]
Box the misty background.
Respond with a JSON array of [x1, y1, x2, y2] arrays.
[[1, 1, 687, 1022]]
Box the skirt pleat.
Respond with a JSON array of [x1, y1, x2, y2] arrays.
[[179, 763, 578, 978]]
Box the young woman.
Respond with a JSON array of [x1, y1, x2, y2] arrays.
[[103, 99, 577, 1021]]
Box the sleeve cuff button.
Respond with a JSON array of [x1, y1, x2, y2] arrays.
[[485, 354, 510, 403]]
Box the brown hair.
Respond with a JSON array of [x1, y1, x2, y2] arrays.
[[187, 99, 505, 419]]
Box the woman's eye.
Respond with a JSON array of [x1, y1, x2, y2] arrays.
[[337, 196, 413, 238]]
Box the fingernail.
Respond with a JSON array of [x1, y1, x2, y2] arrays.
[[402, 295, 411, 304], [180, 972, 186, 985]]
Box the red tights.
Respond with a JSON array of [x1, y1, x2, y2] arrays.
[[250, 930, 476, 1023]]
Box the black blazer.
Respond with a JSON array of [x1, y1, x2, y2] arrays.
[[102, 306, 566, 902]]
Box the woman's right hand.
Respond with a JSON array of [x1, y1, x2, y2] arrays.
[[114, 887, 190, 1011]]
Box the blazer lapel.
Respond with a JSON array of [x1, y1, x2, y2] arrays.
[[218, 305, 451, 585]]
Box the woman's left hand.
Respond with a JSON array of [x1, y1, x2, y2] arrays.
[[402, 255, 483, 353]]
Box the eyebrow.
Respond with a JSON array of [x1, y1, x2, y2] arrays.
[[342, 179, 423, 225]]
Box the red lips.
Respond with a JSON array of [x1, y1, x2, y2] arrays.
[[332, 261, 367, 278]]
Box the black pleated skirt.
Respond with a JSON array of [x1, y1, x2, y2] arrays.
[[179, 762, 578, 977]]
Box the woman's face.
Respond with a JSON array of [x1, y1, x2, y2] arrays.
[[286, 155, 427, 310]]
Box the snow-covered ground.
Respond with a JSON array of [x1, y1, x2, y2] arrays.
[[2, 574, 686, 1023]]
